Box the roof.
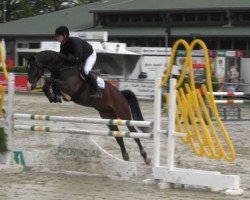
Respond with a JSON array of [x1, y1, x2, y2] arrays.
[[0, 0, 123, 37], [2, 0, 250, 38], [90, 0, 250, 13], [86, 26, 250, 37]]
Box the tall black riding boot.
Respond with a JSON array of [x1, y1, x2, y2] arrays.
[[88, 71, 102, 98]]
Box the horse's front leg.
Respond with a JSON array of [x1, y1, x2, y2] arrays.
[[50, 78, 72, 102], [42, 78, 63, 103]]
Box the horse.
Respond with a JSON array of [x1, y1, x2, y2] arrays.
[[26, 50, 151, 165]]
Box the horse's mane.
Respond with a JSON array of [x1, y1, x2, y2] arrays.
[[38, 50, 59, 57], [35, 50, 60, 66], [35, 50, 78, 74]]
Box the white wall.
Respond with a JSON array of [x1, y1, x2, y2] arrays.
[[241, 58, 250, 93]]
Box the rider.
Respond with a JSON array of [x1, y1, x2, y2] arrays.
[[55, 25, 102, 98]]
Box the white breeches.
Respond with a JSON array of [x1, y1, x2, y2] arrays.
[[84, 51, 96, 75]]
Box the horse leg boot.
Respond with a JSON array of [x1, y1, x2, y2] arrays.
[[88, 71, 102, 98]]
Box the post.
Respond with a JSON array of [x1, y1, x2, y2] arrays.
[[224, 107, 227, 121], [3, 1, 6, 23], [237, 107, 241, 120], [152, 78, 162, 168], [164, 13, 171, 48], [6, 73, 14, 153], [167, 78, 177, 170]]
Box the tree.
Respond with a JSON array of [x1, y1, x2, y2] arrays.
[[0, 1, 19, 22], [22, 0, 33, 18], [0, 0, 96, 23], [45, 0, 68, 11], [0, 0, 34, 22]]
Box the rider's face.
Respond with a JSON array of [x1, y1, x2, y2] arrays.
[[56, 35, 66, 43]]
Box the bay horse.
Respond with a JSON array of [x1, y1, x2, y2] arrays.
[[26, 50, 150, 165]]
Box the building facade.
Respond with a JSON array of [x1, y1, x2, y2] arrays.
[[1, 0, 250, 66], [88, 0, 250, 56]]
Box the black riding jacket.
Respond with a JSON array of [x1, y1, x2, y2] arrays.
[[59, 37, 93, 64]]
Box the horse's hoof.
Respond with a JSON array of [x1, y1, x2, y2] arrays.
[[122, 152, 129, 161], [141, 151, 150, 165], [144, 157, 151, 165]]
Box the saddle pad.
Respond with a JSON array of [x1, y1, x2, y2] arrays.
[[97, 76, 105, 89]]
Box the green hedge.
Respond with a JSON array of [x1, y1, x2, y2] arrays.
[[0, 66, 27, 74], [0, 127, 7, 152]]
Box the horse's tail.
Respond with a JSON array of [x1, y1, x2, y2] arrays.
[[121, 90, 150, 133]]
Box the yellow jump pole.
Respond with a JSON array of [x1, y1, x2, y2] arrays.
[[161, 38, 236, 162], [0, 39, 9, 80]]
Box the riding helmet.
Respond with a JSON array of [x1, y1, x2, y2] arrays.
[[55, 26, 70, 37]]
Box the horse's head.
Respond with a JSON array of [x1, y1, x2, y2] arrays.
[[27, 55, 44, 90], [26, 50, 59, 90]]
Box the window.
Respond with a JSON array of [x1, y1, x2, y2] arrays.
[[185, 14, 195, 22], [154, 15, 163, 22], [233, 13, 241, 21], [206, 40, 218, 50], [18, 55, 24, 66], [29, 43, 40, 49], [172, 14, 184, 22], [242, 13, 250, 21], [100, 15, 107, 25], [132, 38, 147, 46], [234, 40, 246, 50], [17, 43, 28, 48], [220, 40, 232, 50], [148, 38, 162, 47], [143, 14, 153, 22], [197, 14, 208, 22], [108, 15, 118, 23], [131, 15, 141, 23], [120, 15, 130, 23], [210, 13, 221, 21]]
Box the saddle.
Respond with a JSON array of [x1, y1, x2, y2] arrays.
[[79, 69, 101, 80]]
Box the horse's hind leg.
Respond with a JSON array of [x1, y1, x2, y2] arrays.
[[128, 126, 150, 165], [99, 111, 129, 161], [109, 125, 129, 161], [111, 103, 150, 164]]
